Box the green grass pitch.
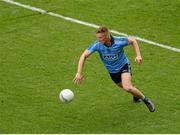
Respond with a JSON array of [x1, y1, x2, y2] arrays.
[[0, 0, 180, 133]]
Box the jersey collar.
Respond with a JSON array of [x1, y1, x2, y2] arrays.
[[110, 35, 115, 45], [103, 35, 114, 47]]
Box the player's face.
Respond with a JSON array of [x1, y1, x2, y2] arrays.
[[97, 32, 110, 44]]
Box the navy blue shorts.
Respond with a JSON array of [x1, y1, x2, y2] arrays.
[[109, 63, 132, 84]]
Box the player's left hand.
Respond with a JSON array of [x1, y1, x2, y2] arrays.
[[135, 56, 142, 65], [73, 72, 84, 85]]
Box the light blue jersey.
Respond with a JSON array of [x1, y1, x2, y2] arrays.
[[88, 36, 129, 73]]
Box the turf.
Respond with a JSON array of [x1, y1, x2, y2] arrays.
[[0, 0, 180, 133]]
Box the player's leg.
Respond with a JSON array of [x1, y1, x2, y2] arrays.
[[120, 73, 144, 99], [121, 73, 155, 112], [117, 82, 141, 103]]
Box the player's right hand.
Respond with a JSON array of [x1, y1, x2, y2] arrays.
[[135, 55, 142, 65], [73, 72, 83, 84]]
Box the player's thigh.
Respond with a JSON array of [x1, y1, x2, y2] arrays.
[[121, 72, 132, 86]]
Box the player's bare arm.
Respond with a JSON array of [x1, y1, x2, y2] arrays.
[[73, 49, 91, 84], [128, 37, 142, 65]]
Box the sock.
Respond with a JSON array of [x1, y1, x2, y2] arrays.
[[142, 96, 149, 103], [142, 95, 146, 100]]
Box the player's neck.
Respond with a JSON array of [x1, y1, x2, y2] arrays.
[[104, 39, 112, 47]]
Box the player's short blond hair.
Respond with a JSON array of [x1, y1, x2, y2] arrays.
[[96, 26, 109, 33]]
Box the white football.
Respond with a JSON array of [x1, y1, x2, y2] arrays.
[[59, 89, 74, 103]]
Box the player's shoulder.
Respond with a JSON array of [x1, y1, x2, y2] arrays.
[[90, 40, 100, 46], [113, 36, 129, 45], [87, 40, 100, 52], [113, 36, 128, 41]]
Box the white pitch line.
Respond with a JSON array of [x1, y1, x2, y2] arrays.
[[1, 0, 180, 53]]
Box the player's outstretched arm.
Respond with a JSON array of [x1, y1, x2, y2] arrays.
[[73, 49, 91, 84], [128, 37, 142, 65]]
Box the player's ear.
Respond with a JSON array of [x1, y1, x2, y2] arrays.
[[106, 32, 110, 38]]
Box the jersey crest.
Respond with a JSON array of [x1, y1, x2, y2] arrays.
[[103, 54, 118, 61]]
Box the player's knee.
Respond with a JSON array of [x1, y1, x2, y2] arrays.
[[122, 85, 133, 92]]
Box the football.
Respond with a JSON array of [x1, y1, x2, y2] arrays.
[[59, 89, 74, 103]]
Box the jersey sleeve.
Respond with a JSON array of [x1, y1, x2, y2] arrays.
[[119, 37, 129, 47], [87, 43, 99, 53]]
